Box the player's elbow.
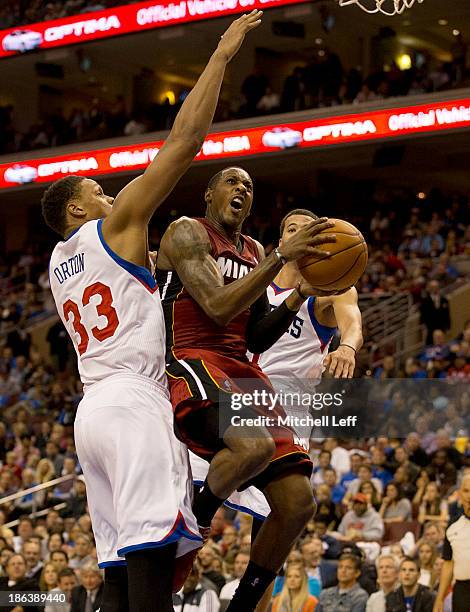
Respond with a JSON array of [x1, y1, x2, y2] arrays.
[[169, 131, 203, 157], [202, 301, 231, 327]]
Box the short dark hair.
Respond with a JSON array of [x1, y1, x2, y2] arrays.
[[51, 550, 69, 561], [207, 167, 248, 190], [41, 175, 84, 236], [339, 553, 362, 571], [280, 209, 318, 236], [400, 556, 419, 571], [58, 568, 75, 580]]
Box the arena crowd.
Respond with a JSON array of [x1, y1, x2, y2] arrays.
[[0, 48, 467, 155], [0, 181, 469, 610]]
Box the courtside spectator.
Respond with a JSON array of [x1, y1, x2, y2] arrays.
[[45, 567, 77, 612], [272, 564, 318, 612], [366, 555, 399, 612], [173, 563, 220, 612], [317, 554, 368, 612], [385, 557, 435, 611], [70, 562, 103, 612], [219, 552, 249, 611]]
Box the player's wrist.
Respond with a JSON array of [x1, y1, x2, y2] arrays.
[[339, 343, 357, 354], [273, 247, 287, 266]]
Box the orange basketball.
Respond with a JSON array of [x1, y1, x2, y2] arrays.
[[298, 219, 368, 291]]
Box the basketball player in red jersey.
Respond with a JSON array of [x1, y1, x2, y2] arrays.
[[156, 166, 338, 611]]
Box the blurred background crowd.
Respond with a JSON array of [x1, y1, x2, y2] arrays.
[[0, 49, 468, 155]]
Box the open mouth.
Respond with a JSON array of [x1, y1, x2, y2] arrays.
[[230, 196, 244, 212]]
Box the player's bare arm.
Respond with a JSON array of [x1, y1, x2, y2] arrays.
[[158, 216, 337, 327], [101, 11, 263, 265], [318, 287, 363, 378]]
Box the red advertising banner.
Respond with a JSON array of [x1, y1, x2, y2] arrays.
[[0, 0, 310, 58], [1, 98, 469, 189]]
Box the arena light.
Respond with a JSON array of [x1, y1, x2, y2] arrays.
[[1, 97, 469, 190], [397, 53, 412, 70], [0, 0, 311, 59]]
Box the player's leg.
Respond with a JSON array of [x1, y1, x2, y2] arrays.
[[101, 566, 129, 612], [75, 406, 130, 612], [226, 471, 315, 612], [193, 414, 275, 529], [125, 545, 176, 612]]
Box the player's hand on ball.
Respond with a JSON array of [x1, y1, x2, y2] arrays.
[[216, 10, 263, 63], [278, 218, 336, 261], [324, 345, 355, 378]]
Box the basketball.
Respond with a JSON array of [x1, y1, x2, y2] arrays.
[[298, 219, 368, 291]]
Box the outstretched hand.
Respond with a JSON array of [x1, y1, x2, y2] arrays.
[[217, 10, 263, 63]]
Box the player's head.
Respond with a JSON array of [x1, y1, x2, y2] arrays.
[[41, 175, 114, 238], [204, 167, 253, 229], [279, 209, 318, 245]]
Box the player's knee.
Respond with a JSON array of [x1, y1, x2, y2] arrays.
[[275, 478, 316, 526], [238, 436, 275, 475]]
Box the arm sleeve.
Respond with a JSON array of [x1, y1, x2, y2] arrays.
[[245, 291, 298, 354], [442, 533, 453, 561]]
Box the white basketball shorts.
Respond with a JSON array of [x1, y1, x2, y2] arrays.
[[189, 451, 271, 521], [74, 373, 202, 567]]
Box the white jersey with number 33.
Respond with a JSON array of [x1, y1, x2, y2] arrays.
[[252, 282, 337, 378], [49, 219, 166, 389]]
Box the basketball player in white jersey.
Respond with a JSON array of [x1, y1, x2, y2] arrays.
[[190, 208, 362, 599], [42, 12, 263, 612]]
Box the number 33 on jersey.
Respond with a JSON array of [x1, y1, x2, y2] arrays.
[[49, 219, 167, 389]]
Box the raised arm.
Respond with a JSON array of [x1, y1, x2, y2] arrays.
[[104, 11, 262, 239], [319, 288, 363, 378], [158, 217, 336, 327]]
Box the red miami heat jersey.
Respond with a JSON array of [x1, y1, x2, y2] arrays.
[[252, 283, 337, 378], [157, 218, 260, 362], [49, 219, 167, 389]]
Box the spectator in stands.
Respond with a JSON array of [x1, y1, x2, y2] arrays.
[[393, 446, 420, 483], [312, 450, 333, 486], [45, 441, 64, 477], [68, 534, 93, 571], [420, 281, 450, 345], [358, 481, 382, 512], [300, 536, 336, 590], [315, 484, 340, 529], [379, 482, 412, 524], [317, 553, 368, 612], [256, 86, 280, 114], [344, 465, 384, 504], [393, 466, 417, 502], [371, 449, 394, 489], [45, 567, 77, 612], [421, 523, 444, 555], [219, 551, 249, 610], [39, 561, 58, 592], [197, 544, 226, 594], [70, 562, 103, 612], [272, 563, 318, 612], [0, 553, 40, 598], [49, 550, 69, 574], [374, 356, 397, 380], [324, 439, 351, 480], [323, 468, 346, 505], [366, 554, 399, 612], [337, 493, 384, 561], [312, 518, 342, 560], [385, 557, 435, 611], [427, 450, 458, 496], [341, 453, 364, 488], [173, 563, 219, 611], [418, 482, 449, 525], [432, 430, 463, 470], [416, 542, 437, 587], [23, 538, 44, 581]]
